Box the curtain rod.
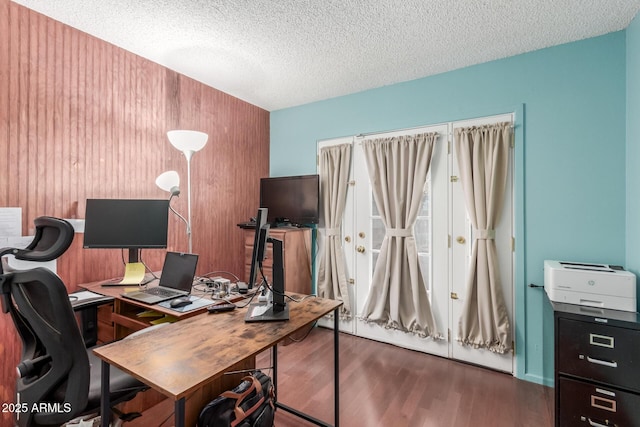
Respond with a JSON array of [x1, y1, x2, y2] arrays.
[[356, 131, 440, 139], [356, 123, 515, 139], [317, 116, 516, 144], [355, 123, 443, 139]]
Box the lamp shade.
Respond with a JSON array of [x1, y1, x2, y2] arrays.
[[167, 130, 208, 153], [155, 170, 180, 194]]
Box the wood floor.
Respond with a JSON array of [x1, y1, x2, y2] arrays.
[[130, 327, 554, 426]]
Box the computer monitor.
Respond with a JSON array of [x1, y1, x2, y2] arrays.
[[267, 236, 286, 315], [259, 174, 319, 226], [247, 208, 268, 289], [255, 223, 270, 265], [245, 223, 288, 322], [83, 198, 169, 264]]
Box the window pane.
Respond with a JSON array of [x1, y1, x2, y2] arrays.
[[418, 187, 429, 216], [372, 197, 379, 216], [372, 218, 385, 249], [414, 218, 430, 253]]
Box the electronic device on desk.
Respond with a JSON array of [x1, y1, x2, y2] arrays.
[[544, 260, 637, 312], [247, 207, 268, 291], [260, 174, 319, 227], [208, 303, 236, 313], [236, 281, 248, 294], [245, 223, 288, 322], [122, 252, 199, 304], [170, 297, 192, 308], [83, 198, 169, 275], [236, 220, 257, 229]]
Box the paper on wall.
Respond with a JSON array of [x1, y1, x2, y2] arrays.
[[0, 207, 21, 237]]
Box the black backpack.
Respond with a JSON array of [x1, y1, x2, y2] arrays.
[[198, 370, 275, 427]]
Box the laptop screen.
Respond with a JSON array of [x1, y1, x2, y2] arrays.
[[158, 252, 199, 292]]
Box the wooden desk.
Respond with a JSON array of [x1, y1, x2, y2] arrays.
[[94, 295, 342, 427], [83, 277, 255, 339]]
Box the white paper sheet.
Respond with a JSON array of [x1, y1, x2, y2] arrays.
[[0, 207, 21, 237]]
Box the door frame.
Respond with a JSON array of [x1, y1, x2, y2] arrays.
[[448, 113, 515, 373], [313, 104, 526, 378]]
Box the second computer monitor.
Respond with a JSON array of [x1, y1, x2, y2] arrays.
[[247, 208, 267, 289]]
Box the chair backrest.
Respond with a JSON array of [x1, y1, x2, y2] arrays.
[[17, 216, 75, 262], [0, 217, 85, 426], [0, 216, 75, 275], [1, 268, 90, 427]]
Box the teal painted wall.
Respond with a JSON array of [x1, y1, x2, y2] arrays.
[[627, 13, 640, 301], [270, 32, 627, 386]]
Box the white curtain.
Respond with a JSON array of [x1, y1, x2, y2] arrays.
[[317, 144, 352, 317], [359, 133, 440, 338], [454, 122, 512, 353]]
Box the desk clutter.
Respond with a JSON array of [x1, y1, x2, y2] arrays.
[[157, 295, 213, 313], [135, 309, 177, 324]]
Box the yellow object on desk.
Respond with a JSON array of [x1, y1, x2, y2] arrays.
[[149, 315, 177, 325], [118, 262, 146, 284], [136, 310, 163, 318]]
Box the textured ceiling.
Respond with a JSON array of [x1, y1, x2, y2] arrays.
[[11, 0, 640, 111]]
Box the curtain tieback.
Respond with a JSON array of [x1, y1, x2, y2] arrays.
[[475, 229, 496, 240], [386, 228, 413, 237], [325, 227, 341, 237]]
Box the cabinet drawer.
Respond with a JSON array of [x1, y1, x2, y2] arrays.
[[558, 318, 640, 392], [558, 377, 640, 427]]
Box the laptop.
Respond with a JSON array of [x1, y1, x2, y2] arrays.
[[122, 252, 198, 304]]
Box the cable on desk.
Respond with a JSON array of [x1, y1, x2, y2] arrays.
[[192, 279, 249, 305], [233, 283, 265, 308], [261, 280, 317, 303], [286, 321, 318, 343], [223, 367, 273, 376], [200, 270, 241, 283]]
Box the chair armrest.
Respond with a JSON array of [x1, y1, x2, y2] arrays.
[[70, 294, 114, 311], [69, 291, 114, 347]]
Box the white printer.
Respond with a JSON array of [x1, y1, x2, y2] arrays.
[[544, 260, 637, 312]]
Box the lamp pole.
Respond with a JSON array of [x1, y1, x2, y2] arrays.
[[184, 150, 194, 254], [165, 130, 208, 254]]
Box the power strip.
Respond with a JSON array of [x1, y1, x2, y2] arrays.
[[210, 277, 231, 289]]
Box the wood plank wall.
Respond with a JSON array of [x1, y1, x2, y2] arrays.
[[0, 1, 270, 421]]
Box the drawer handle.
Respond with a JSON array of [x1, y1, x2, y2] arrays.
[[591, 395, 617, 412], [585, 417, 617, 427], [586, 356, 617, 368], [589, 333, 614, 349]]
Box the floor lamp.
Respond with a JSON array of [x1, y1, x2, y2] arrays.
[[155, 170, 190, 250], [158, 130, 208, 254]]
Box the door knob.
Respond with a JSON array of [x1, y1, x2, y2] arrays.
[[356, 246, 366, 253], [456, 236, 466, 244]]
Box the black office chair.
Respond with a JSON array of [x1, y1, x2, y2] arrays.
[[0, 216, 147, 427]]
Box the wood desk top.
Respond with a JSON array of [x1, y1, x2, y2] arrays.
[[82, 277, 254, 319], [93, 295, 341, 400]]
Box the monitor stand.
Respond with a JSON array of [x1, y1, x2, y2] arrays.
[[127, 247, 140, 263], [245, 302, 289, 322], [244, 237, 289, 322]]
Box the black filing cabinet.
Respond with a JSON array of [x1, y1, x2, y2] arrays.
[[553, 302, 640, 426]]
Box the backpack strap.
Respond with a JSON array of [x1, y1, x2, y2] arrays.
[[220, 375, 266, 427]]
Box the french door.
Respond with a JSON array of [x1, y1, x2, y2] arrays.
[[449, 115, 514, 372], [317, 114, 514, 373]]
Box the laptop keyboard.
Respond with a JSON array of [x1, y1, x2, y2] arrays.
[[143, 287, 183, 298]]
